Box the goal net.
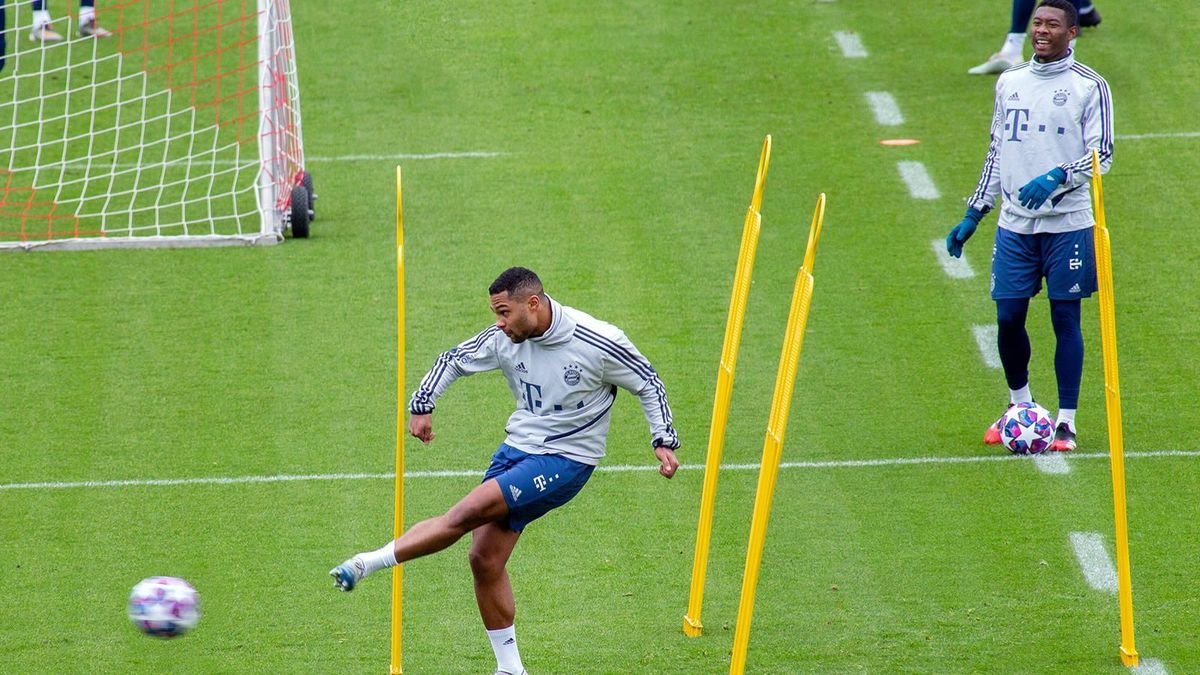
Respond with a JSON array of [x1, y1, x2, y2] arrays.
[[0, 0, 310, 251]]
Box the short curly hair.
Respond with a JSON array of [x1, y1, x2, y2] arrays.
[[489, 267, 544, 299], [1037, 0, 1078, 28]]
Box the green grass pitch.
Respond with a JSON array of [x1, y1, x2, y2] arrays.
[[1, 0, 1198, 672]]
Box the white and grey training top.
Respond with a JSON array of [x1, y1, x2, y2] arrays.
[[967, 50, 1114, 235], [409, 295, 680, 466]]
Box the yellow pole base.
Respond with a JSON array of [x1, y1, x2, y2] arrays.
[[682, 615, 703, 637], [390, 666, 403, 674], [1119, 645, 1139, 667]]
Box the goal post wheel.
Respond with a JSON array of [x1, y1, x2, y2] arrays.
[[289, 184, 311, 238], [301, 170, 316, 222]]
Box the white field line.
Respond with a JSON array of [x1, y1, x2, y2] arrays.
[[307, 152, 508, 161], [864, 91, 904, 126], [833, 31, 868, 58], [1116, 131, 1200, 140], [23, 152, 508, 171], [1033, 453, 1071, 474], [897, 161, 941, 199], [2, 450, 1197, 492], [930, 238, 976, 279], [972, 324, 1002, 369], [1069, 531, 1118, 594], [1131, 658, 1169, 675], [1066, 535, 1171, 673]]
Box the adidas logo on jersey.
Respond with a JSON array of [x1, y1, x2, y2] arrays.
[[1007, 91, 1020, 101], [509, 484, 522, 501], [515, 361, 528, 373], [1069, 283, 1081, 293]]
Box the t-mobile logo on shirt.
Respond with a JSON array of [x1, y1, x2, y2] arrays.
[[520, 380, 542, 412]]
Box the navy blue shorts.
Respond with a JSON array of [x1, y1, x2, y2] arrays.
[[990, 227, 1097, 301], [483, 444, 595, 532]]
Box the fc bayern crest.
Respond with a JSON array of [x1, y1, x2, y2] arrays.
[[563, 364, 582, 386], [1052, 89, 1069, 107]]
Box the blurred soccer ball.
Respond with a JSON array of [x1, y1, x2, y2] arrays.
[[128, 576, 200, 638], [999, 402, 1054, 455]]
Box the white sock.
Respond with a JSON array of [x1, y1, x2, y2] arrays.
[[1056, 409, 1076, 432], [486, 625, 524, 675], [1009, 385, 1033, 404], [32, 10, 52, 28], [79, 6, 96, 22], [1077, 2, 1095, 13], [354, 542, 398, 577], [1002, 33, 1025, 58]]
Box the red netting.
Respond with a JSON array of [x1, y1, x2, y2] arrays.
[[0, 171, 87, 241], [108, 0, 259, 143]]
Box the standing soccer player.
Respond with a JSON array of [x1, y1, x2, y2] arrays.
[[330, 267, 681, 675], [968, 0, 1102, 75], [29, 1, 111, 42], [946, 0, 1113, 452]]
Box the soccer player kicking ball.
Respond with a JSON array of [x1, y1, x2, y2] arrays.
[[946, 0, 1113, 452], [330, 267, 681, 675]]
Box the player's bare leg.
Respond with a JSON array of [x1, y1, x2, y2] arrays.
[[470, 522, 526, 675], [330, 479, 509, 590], [394, 479, 509, 562], [470, 521, 522, 628]]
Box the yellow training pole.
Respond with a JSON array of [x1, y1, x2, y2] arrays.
[[390, 167, 405, 675], [729, 194, 825, 675], [683, 135, 772, 637], [1091, 150, 1138, 667]]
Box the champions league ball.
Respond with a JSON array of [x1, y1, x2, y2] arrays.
[[999, 402, 1055, 455], [128, 576, 201, 638]]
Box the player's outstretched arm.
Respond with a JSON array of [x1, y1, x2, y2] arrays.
[[654, 446, 679, 479], [409, 413, 435, 444], [409, 326, 503, 416]]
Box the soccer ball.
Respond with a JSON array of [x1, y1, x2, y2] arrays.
[[999, 402, 1054, 454], [128, 576, 201, 638]]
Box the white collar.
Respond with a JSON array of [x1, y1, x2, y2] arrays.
[[529, 294, 575, 347], [1030, 48, 1074, 78]]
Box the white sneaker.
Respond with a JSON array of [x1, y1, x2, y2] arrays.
[[79, 17, 113, 38], [967, 53, 1022, 75], [29, 23, 64, 43]]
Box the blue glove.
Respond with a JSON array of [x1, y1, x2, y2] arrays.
[[946, 207, 985, 258], [1016, 167, 1067, 210]]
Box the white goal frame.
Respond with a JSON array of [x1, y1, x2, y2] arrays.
[[0, 0, 308, 251]]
